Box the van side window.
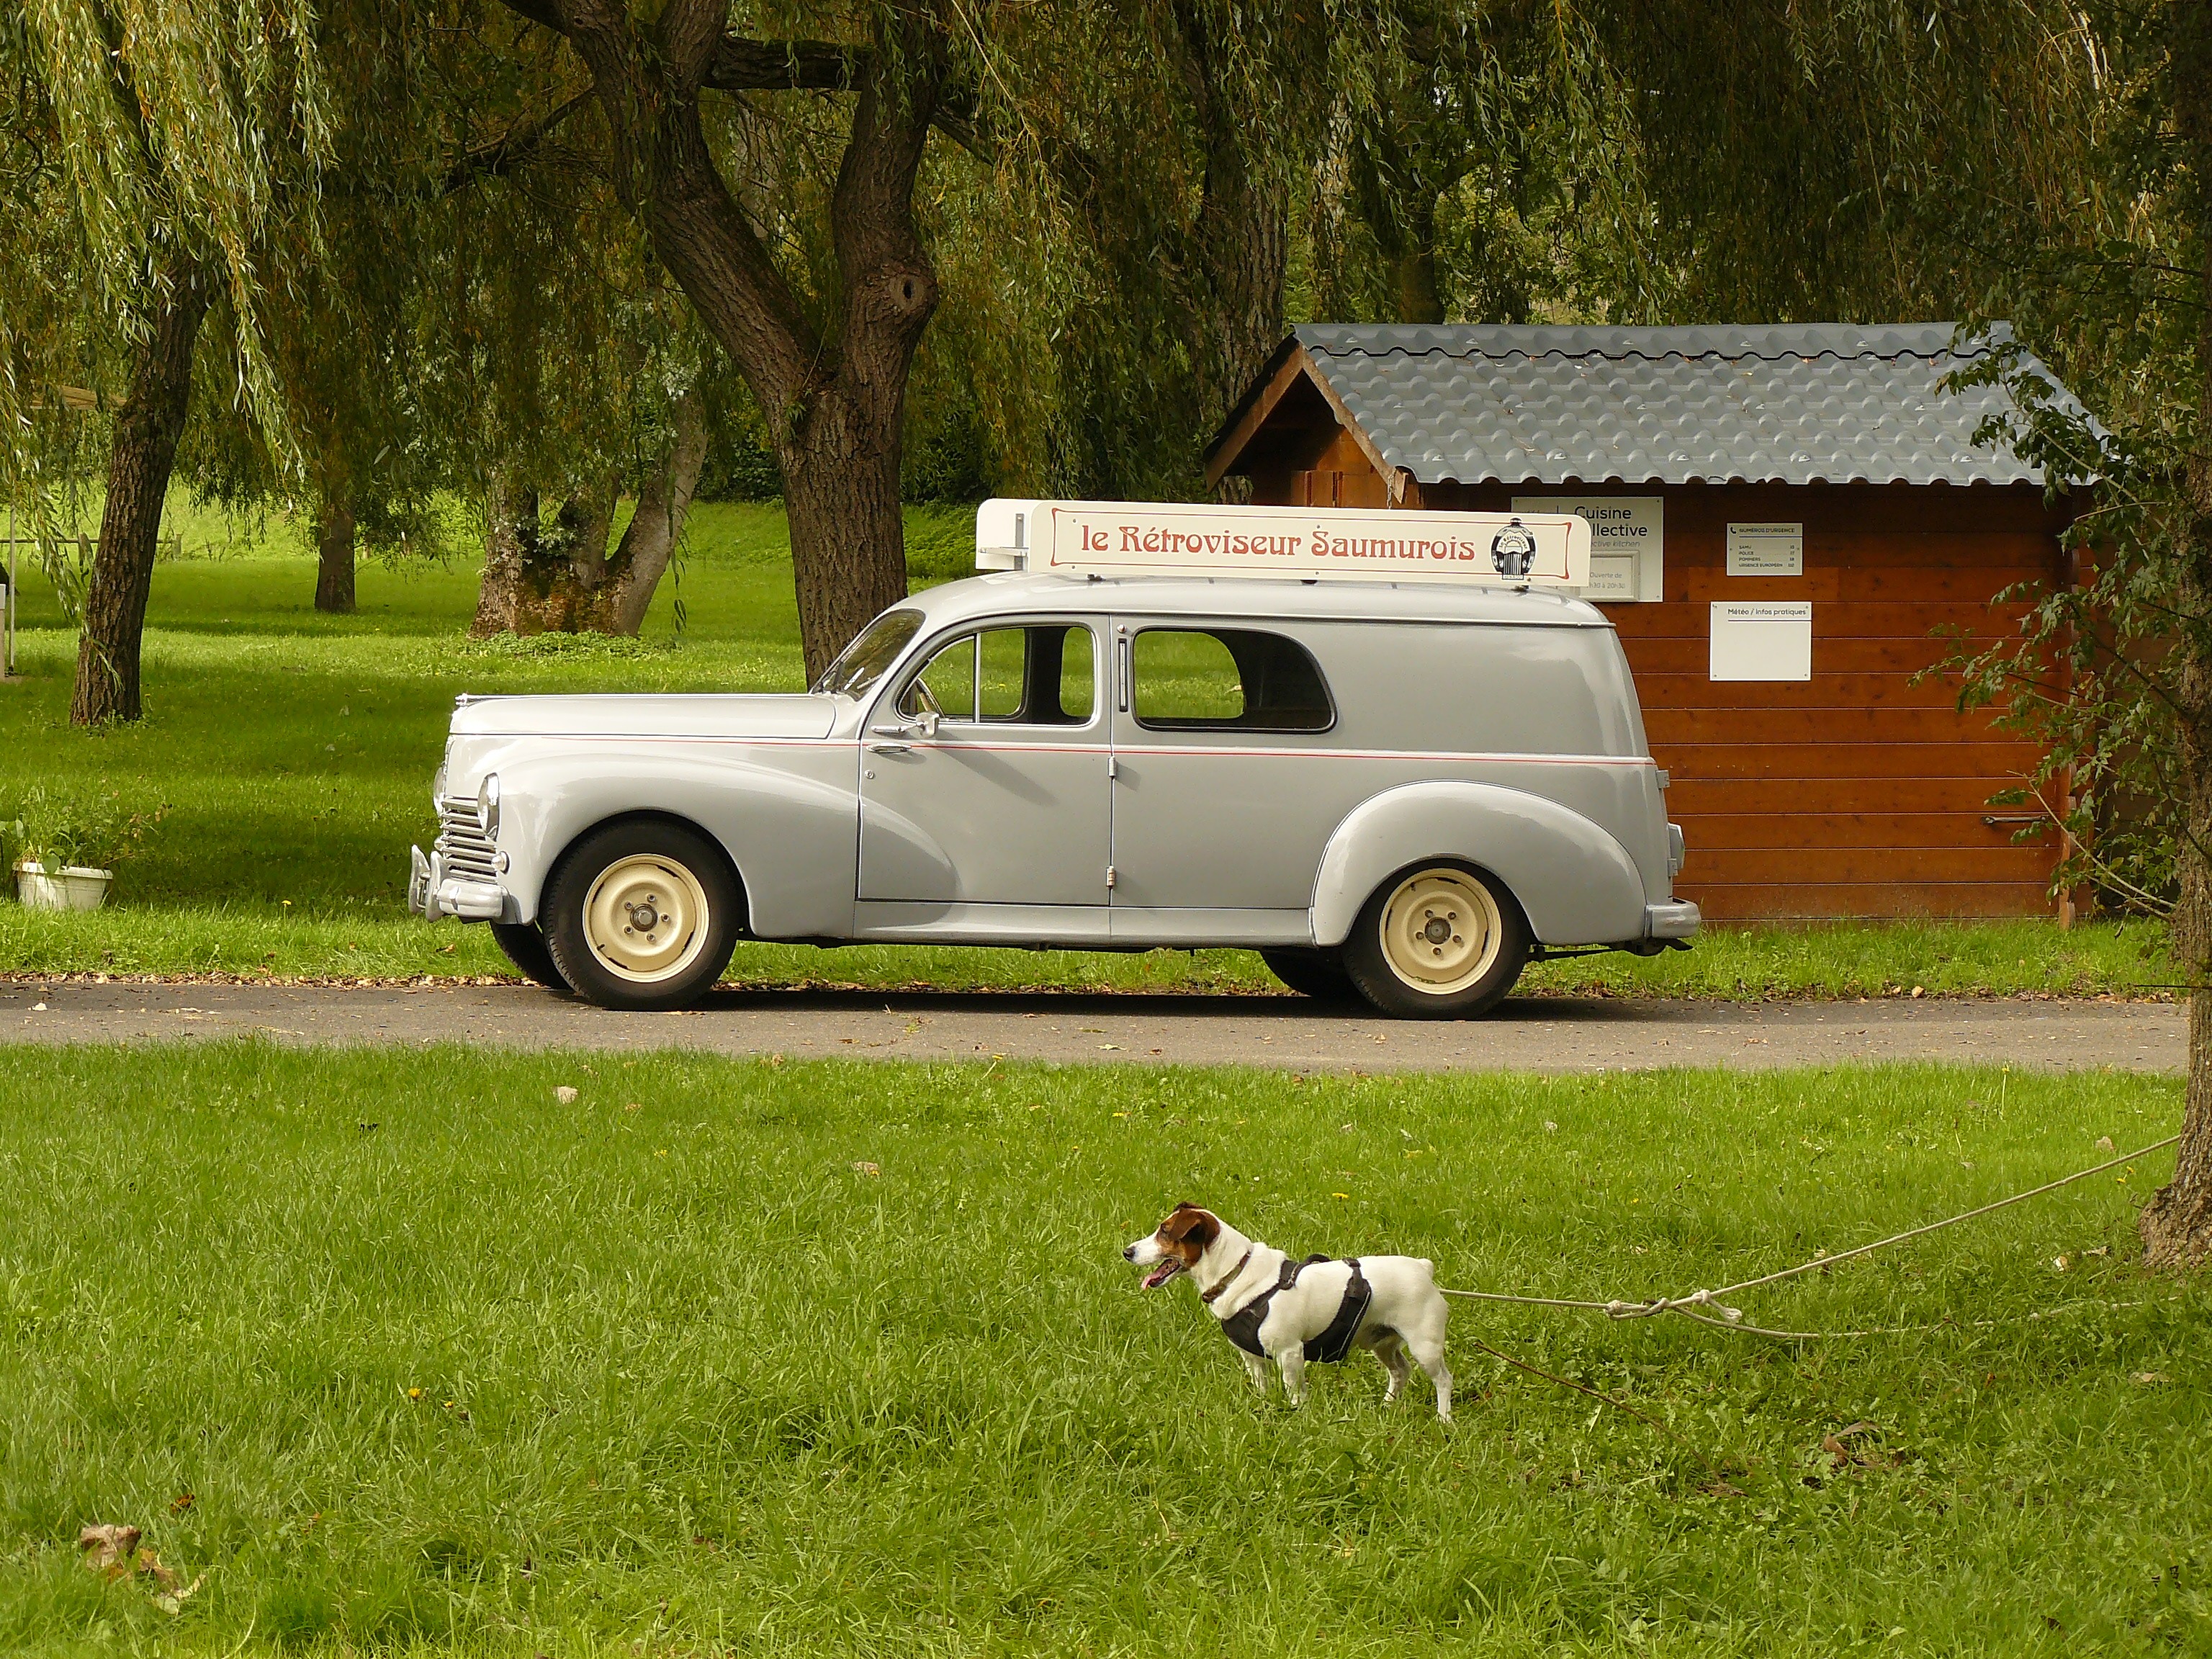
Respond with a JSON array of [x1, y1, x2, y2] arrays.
[[901, 624, 1096, 724], [1131, 629, 1334, 732]]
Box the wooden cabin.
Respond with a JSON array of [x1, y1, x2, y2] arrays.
[[1205, 323, 2084, 922]]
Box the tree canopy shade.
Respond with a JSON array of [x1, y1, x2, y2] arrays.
[[1, 0, 333, 724]]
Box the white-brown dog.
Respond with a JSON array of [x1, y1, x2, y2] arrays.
[[1125, 1202, 1452, 1420]]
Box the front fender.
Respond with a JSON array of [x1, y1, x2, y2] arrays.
[[1311, 781, 1647, 948], [489, 747, 858, 937]]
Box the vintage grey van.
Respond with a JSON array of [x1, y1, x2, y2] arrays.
[[410, 500, 1697, 1016]]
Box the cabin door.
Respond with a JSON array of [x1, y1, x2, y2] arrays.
[[858, 620, 1111, 906]]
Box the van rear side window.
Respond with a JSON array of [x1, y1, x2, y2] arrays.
[[1132, 629, 1334, 732]]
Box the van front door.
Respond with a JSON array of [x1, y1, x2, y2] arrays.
[[858, 621, 1110, 908]]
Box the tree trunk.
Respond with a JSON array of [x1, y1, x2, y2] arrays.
[[469, 472, 620, 636], [549, 0, 940, 678], [472, 472, 548, 635], [1393, 193, 1445, 324], [2141, 0, 2212, 1269], [603, 389, 709, 636], [1172, 0, 1290, 431], [313, 502, 357, 613], [70, 261, 209, 725], [780, 392, 910, 681]]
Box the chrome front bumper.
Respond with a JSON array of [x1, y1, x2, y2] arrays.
[[1643, 899, 1702, 940], [408, 843, 508, 922]]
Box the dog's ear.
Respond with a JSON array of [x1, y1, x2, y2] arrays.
[[1161, 1205, 1218, 1251]]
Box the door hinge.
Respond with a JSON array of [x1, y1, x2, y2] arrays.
[[1107, 755, 1119, 779], [1105, 865, 1117, 889]]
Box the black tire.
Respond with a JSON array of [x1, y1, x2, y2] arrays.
[[541, 819, 740, 1011], [1341, 860, 1531, 1020], [1260, 947, 1359, 1002], [489, 921, 570, 991]]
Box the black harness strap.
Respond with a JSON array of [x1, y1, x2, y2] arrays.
[[1305, 1258, 1373, 1364], [1220, 1254, 1373, 1363]]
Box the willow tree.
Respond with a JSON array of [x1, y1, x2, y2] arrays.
[[1907, 0, 2212, 1267], [481, 0, 987, 678], [1595, 0, 2212, 1264], [372, 12, 721, 639], [904, 0, 1337, 503], [1, 0, 331, 724]]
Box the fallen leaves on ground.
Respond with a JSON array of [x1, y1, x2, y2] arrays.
[[1819, 1421, 1902, 1471], [78, 1524, 207, 1614]]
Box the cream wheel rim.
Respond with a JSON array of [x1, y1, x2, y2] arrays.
[[582, 855, 711, 984], [1378, 868, 1502, 995]]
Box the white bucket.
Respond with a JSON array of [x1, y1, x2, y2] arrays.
[[14, 861, 113, 912]]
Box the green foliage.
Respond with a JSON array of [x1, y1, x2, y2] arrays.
[[0, 0, 334, 498], [0, 1045, 2198, 1653], [0, 783, 151, 873], [1929, 4, 2202, 920]]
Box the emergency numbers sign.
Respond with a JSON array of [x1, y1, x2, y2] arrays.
[[1727, 522, 1804, 577], [978, 498, 1592, 588]]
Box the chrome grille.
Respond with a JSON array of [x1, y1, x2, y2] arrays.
[[436, 796, 499, 881]]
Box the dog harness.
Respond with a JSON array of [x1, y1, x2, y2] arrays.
[[1216, 1254, 1373, 1364]]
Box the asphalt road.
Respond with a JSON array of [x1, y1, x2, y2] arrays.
[[0, 979, 2184, 1071]]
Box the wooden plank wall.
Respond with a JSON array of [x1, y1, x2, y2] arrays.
[[1256, 450, 2068, 919]]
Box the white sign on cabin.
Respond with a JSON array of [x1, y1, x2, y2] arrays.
[[1512, 496, 1665, 602], [975, 499, 1593, 588], [1727, 522, 1804, 577], [1710, 601, 1813, 682]]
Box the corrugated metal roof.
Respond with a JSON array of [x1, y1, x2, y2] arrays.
[[1285, 323, 2077, 488]]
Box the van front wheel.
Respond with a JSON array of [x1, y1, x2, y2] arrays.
[[542, 822, 739, 1010], [1343, 863, 1529, 1019], [490, 921, 568, 991]]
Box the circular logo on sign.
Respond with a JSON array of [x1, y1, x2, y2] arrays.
[[1491, 518, 1539, 577]]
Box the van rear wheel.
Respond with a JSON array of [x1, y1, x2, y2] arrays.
[[1343, 862, 1529, 1019], [542, 822, 739, 1010]]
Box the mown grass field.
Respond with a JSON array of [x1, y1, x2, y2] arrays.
[[0, 1046, 2198, 1656], [0, 500, 2174, 996]]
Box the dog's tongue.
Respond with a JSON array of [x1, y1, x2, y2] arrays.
[[1143, 1260, 1179, 1290]]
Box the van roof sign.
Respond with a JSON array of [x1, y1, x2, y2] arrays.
[[975, 498, 1591, 588]]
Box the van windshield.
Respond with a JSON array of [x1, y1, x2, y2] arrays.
[[811, 608, 925, 698]]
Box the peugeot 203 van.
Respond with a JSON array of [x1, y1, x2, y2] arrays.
[[409, 499, 1699, 1015]]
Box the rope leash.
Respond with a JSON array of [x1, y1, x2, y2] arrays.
[[1438, 1132, 2180, 1340]]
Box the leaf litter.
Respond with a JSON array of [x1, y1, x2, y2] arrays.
[[79, 1522, 207, 1613]]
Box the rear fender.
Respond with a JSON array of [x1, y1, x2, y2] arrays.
[[1311, 781, 1646, 948]]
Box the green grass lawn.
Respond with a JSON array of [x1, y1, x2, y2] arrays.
[[0, 499, 2175, 996], [0, 1046, 2198, 1655]]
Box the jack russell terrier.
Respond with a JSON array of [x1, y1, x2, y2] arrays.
[[1125, 1202, 1453, 1420]]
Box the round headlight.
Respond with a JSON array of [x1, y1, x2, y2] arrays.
[[478, 773, 501, 839]]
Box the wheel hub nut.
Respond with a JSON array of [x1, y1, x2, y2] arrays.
[[1423, 915, 1452, 944], [626, 899, 662, 932]]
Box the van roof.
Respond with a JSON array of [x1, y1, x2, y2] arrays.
[[904, 570, 1617, 631]]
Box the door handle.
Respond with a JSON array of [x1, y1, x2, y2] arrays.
[[866, 741, 911, 755]]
